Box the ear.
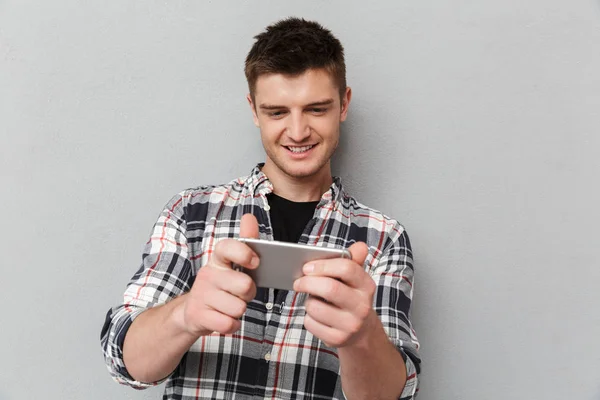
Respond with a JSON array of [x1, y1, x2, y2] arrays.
[[247, 94, 260, 127], [340, 87, 352, 122]]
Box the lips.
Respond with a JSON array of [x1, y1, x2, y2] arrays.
[[286, 145, 315, 153]]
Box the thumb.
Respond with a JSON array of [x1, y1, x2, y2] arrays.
[[348, 241, 369, 267], [240, 213, 259, 239]]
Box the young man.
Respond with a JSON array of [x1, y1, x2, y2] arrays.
[[101, 17, 421, 399]]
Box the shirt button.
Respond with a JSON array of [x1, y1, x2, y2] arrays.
[[264, 353, 271, 361], [264, 204, 271, 211], [265, 302, 273, 310]]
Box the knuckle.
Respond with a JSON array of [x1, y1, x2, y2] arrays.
[[305, 299, 317, 314], [233, 301, 247, 318], [333, 331, 347, 347], [243, 251, 255, 266], [348, 318, 362, 334], [341, 263, 353, 276], [356, 302, 371, 319], [366, 277, 376, 294], [294, 278, 305, 292], [220, 317, 238, 333], [325, 280, 340, 297], [249, 285, 257, 301], [198, 267, 219, 287], [226, 310, 240, 324], [239, 275, 254, 294], [214, 240, 226, 254]]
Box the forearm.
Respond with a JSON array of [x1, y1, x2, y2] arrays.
[[338, 311, 407, 400], [123, 294, 207, 383]]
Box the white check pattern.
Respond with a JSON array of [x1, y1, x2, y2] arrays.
[[101, 164, 421, 399]]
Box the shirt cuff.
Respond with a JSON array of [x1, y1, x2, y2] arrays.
[[398, 349, 419, 399], [339, 344, 420, 400], [103, 306, 164, 389]]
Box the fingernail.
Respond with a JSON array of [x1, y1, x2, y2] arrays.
[[251, 256, 260, 268], [303, 263, 315, 274]]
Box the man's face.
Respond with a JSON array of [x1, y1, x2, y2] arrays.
[[248, 69, 351, 180]]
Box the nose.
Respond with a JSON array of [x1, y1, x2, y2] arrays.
[[286, 112, 311, 142]]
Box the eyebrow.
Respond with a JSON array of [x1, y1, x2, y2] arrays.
[[259, 98, 335, 110]]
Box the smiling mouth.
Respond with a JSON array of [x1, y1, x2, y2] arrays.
[[285, 144, 316, 153]]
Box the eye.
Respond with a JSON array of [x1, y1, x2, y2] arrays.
[[309, 107, 328, 114], [268, 110, 287, 118]]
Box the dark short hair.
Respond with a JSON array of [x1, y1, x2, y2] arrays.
[[245, 17, 346, 101]]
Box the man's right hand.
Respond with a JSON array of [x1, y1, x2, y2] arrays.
[[180, 213, 260, 336]]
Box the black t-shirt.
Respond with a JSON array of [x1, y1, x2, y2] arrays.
[[266, 193, 319, 244], [266, 193, 319, 299]]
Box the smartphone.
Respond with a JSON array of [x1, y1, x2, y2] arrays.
[[235, 238, 352, 291]]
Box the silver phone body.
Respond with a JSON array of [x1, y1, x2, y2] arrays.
[[235, 238, 352, 291]]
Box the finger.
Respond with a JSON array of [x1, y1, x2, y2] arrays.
[[217, 272, 257, 303], [348, 241, 369, 267], [200, 308, 242, 335], [204, 266, 257, 302], [303, 314, 345, 348], [304, 296, 358, 332], [301, 258, 366, 289], [204, 290, 248, 319], [294, 276, 356, 309], [211, 238, 260, 270], [240, 213, 259, 239]]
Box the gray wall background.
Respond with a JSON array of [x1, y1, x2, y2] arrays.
[[1, 1, 599, 399]]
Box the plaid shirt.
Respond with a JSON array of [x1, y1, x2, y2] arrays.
[[101, 164, 421, 399]]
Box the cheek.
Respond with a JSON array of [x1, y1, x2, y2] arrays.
[[312, 116, 340, 139], [259, 120, 285, 141]]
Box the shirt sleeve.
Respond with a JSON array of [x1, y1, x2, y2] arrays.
[[370, 226, 422, 399], [100, 192, 194, 388]]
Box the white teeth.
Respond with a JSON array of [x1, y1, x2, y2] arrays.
[[288, 145, 314, 153]]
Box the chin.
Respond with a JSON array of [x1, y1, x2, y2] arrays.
[[286, 170, 319, 179], [280, 162, 324, 179]]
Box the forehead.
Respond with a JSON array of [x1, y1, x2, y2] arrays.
[[254, 69, 339, 105]]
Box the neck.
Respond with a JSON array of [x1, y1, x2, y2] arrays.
[[261, 161, 333, 202]]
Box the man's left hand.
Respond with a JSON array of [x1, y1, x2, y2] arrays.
[[293, 242, 378, 348]]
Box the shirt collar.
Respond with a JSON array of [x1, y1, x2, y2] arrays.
[[245, 163, 344, 206]]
